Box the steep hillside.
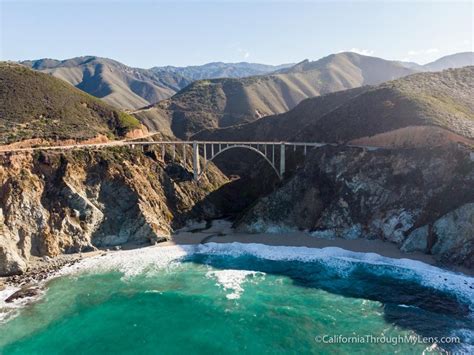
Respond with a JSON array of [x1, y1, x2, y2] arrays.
[[0, 62, 232, 277], [296, 66, 474, 143], [194, 87, 369, 141], [22, 57, 191, 109], [237, 145, 474, 268], [0, 147, 228, 276], [0, 63, 141, 144], [198, 67, 474, 146], [137, 52, 416, 138], [151, 62, 293, 80]]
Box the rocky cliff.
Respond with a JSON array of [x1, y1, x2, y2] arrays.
[[0, 147, 228, 276], [237, 145, 474, 268]]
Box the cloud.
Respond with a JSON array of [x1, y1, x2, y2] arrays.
[[339, 48, 375, 56], [237, 47, 250, 59]]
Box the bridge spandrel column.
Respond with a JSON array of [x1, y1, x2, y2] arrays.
[[280, 143, 285, 179], [183, 144, 187, 166], [193, 141, 200, 181]]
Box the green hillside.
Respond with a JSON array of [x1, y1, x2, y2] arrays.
[[0, 62, 140, 144]]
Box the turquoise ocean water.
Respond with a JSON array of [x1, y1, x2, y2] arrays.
[[0, 243, 473, 354]]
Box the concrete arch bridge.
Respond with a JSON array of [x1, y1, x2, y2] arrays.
[[130, 141, 327, 181]]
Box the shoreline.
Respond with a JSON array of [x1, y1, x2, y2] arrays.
[[167, 220, 474, 276], [1, 220, 472, 295], [1, 222, 474, 325]]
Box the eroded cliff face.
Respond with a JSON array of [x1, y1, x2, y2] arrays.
[[0, 147, 227, 276], [238, 145, 474, 268]]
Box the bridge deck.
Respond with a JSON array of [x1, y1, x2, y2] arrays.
[[0, 140, 333, 154]]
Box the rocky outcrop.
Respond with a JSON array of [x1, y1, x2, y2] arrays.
[[0, 147, 228, 276], [238, 145, 474, 268], [402, 203, 474, 268]]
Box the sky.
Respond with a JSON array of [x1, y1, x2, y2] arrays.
[[0, 0, 472, 68]]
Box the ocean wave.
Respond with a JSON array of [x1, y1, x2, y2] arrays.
[[206, 269, 265, 299], [3, 242, 473, 322], [194, 243, 474, 311]]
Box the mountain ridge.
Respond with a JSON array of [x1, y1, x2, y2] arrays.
[[151, 61, 294, 80], [21, 56, 191, 110], [20, 51, 473, 118], [194, 66, 474, 147], [135, 52, 419, 138]]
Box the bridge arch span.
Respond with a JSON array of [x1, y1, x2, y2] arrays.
[[197, 144, 281, 181]]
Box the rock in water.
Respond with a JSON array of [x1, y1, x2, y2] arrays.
[[5, 286, 40, 303]]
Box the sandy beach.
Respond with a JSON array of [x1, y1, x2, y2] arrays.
[[165, 220, 473, 276]]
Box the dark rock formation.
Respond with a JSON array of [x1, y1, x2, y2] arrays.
[[5, 286, 41, 303], [238, 145, 474, 268]]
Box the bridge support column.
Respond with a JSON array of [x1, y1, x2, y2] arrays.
[[280, 143, 285, 179], [183, 144, 186, 166], [193, 141, 200, 181]]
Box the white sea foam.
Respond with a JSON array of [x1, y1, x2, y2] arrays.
[[206, 269, 265, 299], [0, 285, 37, 323], [53, 242, 474, 310], [3, 242, 474, 321], [196, 243, 474, 310]]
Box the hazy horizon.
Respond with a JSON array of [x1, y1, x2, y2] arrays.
[[1, 0, 473, 68]]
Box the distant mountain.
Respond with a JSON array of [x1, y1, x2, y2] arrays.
[[21, 56, 191, 110], [150, 62, 293, 80], [0, 62, 140, 144], [196, 67, 474, 147], [21, 52, 472, 116], [397, 52, 474, 72], [136, 52, 417, 138], [422, 52, 474, 72]]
